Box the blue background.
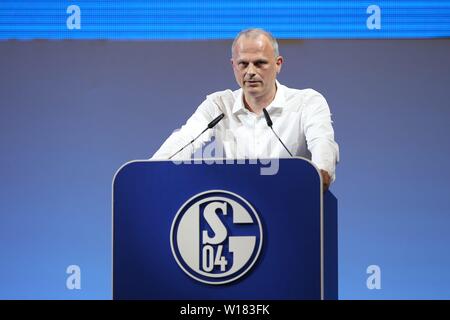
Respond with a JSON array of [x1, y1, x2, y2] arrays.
[[1, 1, 450, 300], [1, 0, 450, 39]]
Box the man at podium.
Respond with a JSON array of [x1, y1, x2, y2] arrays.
[[152, 28, 339, 191]]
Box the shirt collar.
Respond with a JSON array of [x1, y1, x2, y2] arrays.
[[232, 80, 285, 115]]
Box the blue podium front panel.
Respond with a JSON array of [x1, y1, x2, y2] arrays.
[[113, 158, 325, 299]]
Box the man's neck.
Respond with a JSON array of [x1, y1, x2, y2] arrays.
[[243, 84, 277, 115]]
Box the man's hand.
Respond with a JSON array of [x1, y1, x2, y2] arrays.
[[320, 170, 331, 192]]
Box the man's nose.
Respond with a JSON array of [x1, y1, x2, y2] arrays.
[[246, 63, 256, 76]]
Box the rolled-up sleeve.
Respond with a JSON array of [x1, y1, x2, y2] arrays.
[[302, 90, 340, 182], [151, 98, 218, 160]]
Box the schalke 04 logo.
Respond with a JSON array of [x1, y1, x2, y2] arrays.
[[170, 190, 263, 285]]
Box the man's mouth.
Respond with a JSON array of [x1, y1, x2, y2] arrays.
[[245, 80, 261, 85]]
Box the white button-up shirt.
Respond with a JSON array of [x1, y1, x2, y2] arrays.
[[152, 81, 339, 180]]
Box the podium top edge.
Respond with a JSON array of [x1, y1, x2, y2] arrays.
[[112, 157, 322, 187]]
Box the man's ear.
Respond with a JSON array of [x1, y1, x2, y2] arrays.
[[276, 56, 284, 73]]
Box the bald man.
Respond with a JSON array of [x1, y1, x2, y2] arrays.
[[152, 28, 339, 191]]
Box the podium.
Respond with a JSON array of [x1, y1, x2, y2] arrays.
[[113, 158, 337, 300]]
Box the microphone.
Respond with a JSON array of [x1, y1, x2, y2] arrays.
[[208, 113, 225, 128], [263, 108, 293, 157], [168, 113, 225, 160]]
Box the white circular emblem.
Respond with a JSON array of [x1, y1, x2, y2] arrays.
[[170, 190, 263, 285]]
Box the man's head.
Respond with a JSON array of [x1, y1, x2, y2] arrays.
[[231, 29, 283, 101]]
